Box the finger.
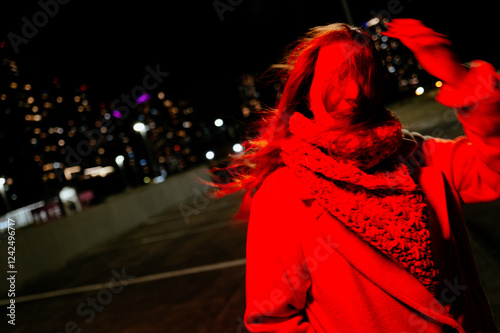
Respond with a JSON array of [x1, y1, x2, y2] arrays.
[[387, 18, 425, 28], [380, 30, 400, 38]]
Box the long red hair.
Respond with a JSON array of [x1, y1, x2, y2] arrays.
[[212, 23, 387, 198]]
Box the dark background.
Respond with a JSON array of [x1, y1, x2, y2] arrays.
[[1, 0, 498, 116]]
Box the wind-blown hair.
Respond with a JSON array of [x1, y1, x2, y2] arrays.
[[212, 23, 387, 198]]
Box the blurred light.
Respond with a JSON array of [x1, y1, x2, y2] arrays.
[[0, 178, 5, 185], [115, 155, 125, 165], [158, 92, 165, 100], [140, 159, 147, 166], [80, 84, 87, 91], [84, 166, 114, 178], [53, 162, 61, 168], [232, 143, 243, 153], [57, 96, 63, 103], [435, 81, 443, 88], [136, 93, 150, 104], [174, 145, 181, 152], [388, 66, 396, 73], [58, 139, 65, 146], [206, 151, 215, 160], [153, 175, 165, 184], [74, 96, 80, 103], [112, 110, 122, 118], [242, 107, 251, 117], [27, 96, 34, 104], [182, 121, 191, 128], [64, 166, 81, 181], [214, 119, 223, 127], [138, 114, 145, 121], [133, 123, 146, 132], [415, 87, 425, 96], [0, 94, 6, 100], [59, 187, 78, 201], [10, 82, 18, 89], [365, 17, 379, 27], [143, 176, 151, 184], [24, 84, 31, 91]]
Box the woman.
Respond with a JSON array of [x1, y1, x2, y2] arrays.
[[214, 19, 500, 332]]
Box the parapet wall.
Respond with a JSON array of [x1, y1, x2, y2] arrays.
[[0, 165, 210, 295]]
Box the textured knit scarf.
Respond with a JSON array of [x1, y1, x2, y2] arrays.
[[280, 112, 439, 294]]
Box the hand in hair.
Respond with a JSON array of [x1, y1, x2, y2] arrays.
[[382, 19, 468, 87]]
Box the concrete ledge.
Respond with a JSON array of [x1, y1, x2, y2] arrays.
[[1, 165, 211, 294]]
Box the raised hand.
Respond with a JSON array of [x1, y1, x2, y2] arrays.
[[382, 19, 468, 87]]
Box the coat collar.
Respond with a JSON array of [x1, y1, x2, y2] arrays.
[[399, 129, 419, 160]]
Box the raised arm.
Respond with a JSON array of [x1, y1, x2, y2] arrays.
[[424, 61, 500, 203], [384, 19, 500, 202]]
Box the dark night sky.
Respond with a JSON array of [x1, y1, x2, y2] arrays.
[[1, 0, 498, 116]]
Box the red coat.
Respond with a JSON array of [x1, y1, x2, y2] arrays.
[[244, 61, 500, 332]]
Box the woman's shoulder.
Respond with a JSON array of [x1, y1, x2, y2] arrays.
[[253, 167, 313, 207], [250, 167, 314, 232]]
